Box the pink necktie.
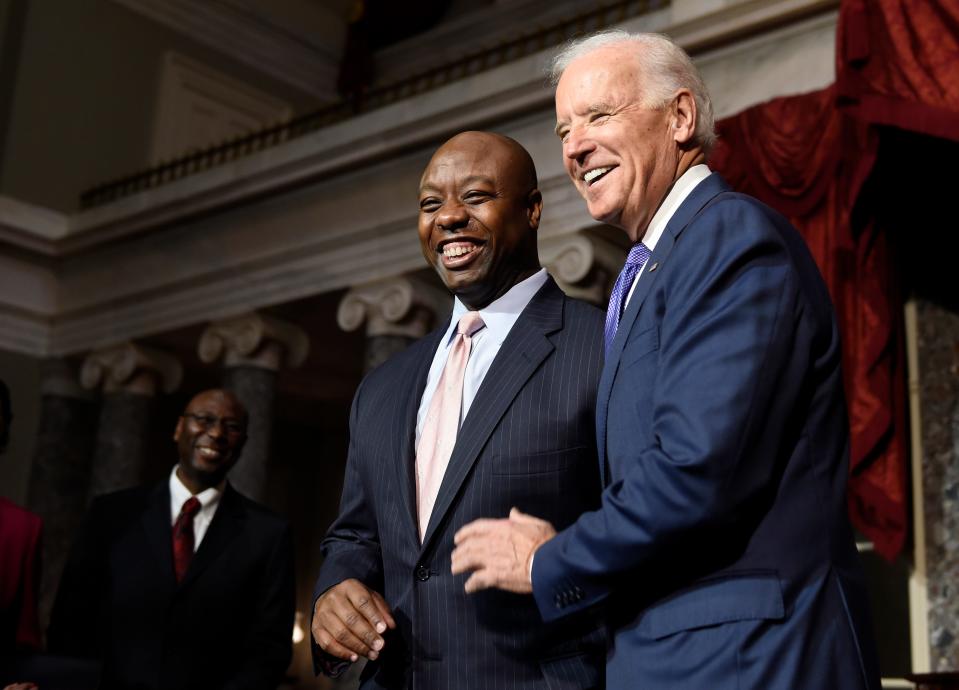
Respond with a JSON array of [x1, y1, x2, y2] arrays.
[[415, 311, 485, 541]]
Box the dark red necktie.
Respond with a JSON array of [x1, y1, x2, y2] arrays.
[[172, 496, 201, 583]]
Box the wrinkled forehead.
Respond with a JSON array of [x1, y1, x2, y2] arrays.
[[557, 46, 643, 104]]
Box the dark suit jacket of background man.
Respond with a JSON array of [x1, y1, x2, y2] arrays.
[[314, 277, 606, 690], [533, 174, 881, 690], [48, 481, 295, 690]]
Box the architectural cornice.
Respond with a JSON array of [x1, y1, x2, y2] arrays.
[[0, 0, 839, 357], [667, 0, 838, 52], [0, 196, 68, 256], [58, 73, 554, 255], [2, 0, 836, 259], [0, 309, 52, 356], [110, 0, 343, 101]]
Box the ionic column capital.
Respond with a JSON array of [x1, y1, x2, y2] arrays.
[[80, 342, 182, 395], [198, 312, 309, 372], [541, 231, 626, 304], [337, 276, 451, 339]]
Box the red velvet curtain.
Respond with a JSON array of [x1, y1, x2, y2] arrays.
[[837, 0, 959, 141], [709, 86, 908, 560], [706, 0, 959, 561]]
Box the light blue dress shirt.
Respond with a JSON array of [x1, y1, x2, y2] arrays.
[[415, 268, 549, 447]]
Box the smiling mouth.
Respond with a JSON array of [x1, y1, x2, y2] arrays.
[[438, 240, 484, 268], [443, 242, 477, 258], [195, 446, 223, 461], [583, 166, 613, 186]]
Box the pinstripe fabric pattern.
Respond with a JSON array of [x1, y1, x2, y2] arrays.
[[315, 277, 606, 690]]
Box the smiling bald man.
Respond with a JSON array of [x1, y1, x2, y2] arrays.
[[310, 131, 606, 690]]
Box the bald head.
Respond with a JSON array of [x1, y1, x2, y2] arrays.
[[428, 131, 538, 195], [418, 130, 543, 309]]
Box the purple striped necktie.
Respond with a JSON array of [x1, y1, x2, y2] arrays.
[[604, 242, 651, 353]]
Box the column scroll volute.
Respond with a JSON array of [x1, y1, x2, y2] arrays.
[[337, 276, 451, 339], [198, 312, 309, 371], [541, 231, 626, 304], [80, 342, 182, 395]]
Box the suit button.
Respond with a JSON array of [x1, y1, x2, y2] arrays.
[[415, 565, 430, 581]]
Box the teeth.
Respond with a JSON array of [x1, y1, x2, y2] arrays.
[[197, 447, 219, 458], [584, 167, 611, 184], [443, 244, 477, 258]]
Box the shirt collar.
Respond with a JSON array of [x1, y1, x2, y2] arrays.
[[169, 464, 223, 518], [445, 268, 548, 347], [641, 164, 712, 251]]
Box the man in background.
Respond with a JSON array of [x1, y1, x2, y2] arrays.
[[48, 389, 294, 690]]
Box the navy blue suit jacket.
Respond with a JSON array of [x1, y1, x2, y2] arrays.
[[532, 174, 882, 689], [48, 481, 294, 690], [314, 277, 606, 689]]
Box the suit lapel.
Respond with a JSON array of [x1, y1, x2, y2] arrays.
[[178, 483, 244, 590], [595, 173, 731, 484], [394, 325, 447, 541], [140, 481, 175, 582], [140, 481, 173, 582], [420, 278, 563, 551]]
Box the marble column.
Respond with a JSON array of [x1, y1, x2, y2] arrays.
[[909, 299, 959, 671], [337, 276, 450, 372], [198, 312, 308, 503], [81, 342, 182, 498], [26, 358, 98, 628], [540, 230, 626, 306]]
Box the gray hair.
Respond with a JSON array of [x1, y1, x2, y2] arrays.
[[549, 30, 716, 152]]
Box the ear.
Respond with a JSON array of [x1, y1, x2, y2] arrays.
[[670, 89, 697, 146], [527, 189, 543, 230], [173, 417, 184, 442]]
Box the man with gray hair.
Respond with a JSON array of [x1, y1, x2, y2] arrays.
[[452, 31, 881, 689]]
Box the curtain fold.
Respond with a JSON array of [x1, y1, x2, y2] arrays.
[[837, 0, 959, 141]]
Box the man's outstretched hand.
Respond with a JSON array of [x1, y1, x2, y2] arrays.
[[311, 579, 396, 662], [451, 507, 556, 594]]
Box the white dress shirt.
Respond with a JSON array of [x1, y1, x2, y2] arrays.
[[624, 164, 712, 308], [415, 268, 549, 446], [169, 465, 224, 551]]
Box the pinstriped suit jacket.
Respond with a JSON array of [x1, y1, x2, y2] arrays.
[[313, 276, 606, 690]]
